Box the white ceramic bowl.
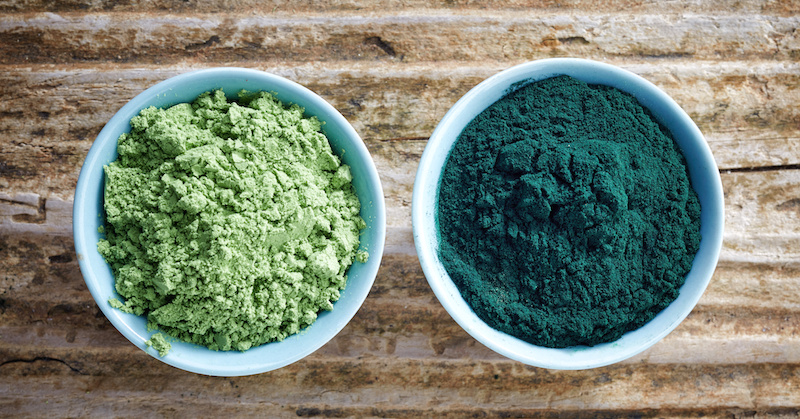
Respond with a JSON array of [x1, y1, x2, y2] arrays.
[[412, 58, 724, 370], [74, 68, 386, 376]]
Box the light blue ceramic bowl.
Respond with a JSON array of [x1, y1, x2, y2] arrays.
[[74, 68, 386, 376], [412, 58, 724, 370]]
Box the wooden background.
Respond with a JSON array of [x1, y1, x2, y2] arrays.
[[2, 1, 800, 417]]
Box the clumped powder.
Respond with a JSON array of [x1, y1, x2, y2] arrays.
[[99, 89, 366, 352], [145, 333, 171, 357], [437, 75, 701, 348]]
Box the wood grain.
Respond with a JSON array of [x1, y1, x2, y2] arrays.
[[1, 13, 799, 64], [1, 1, 800, 417], [3, 363, 800, 417], [2, 61, 799, 200], [2, 0, 799, 15]]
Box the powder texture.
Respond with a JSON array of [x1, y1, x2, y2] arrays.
[[98, 89, 365, 352], [437, 75, 701, 348], [145, 333, 171, 357]]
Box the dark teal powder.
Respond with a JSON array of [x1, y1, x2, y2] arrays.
[[436, 75, 702, 348]]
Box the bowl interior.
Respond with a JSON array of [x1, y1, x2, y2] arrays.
[[74, 68, 386, 376], [412, 58, 723, 370]]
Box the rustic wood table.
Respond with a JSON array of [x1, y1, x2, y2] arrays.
[[2, 1, 799, 417]]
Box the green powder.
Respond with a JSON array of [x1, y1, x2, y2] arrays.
[[437, 75, 701, 348], [145, 333, 171, 357], [98, 89, 366, 352]]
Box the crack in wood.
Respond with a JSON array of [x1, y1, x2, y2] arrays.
[[0, 197, 39, 208], [292, 406, 800, 418], [364, 36, 396, 57], [8, 196, 47, 224], [380, 136, 428, 142], [48, 253, 74, 264], [723, 164, 800, 173], [557, 36, 590, 45], [0, 356, 86, 375], [185, 35, 221, 51]]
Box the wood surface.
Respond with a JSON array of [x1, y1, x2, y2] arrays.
[[2, 1, 800, 417]]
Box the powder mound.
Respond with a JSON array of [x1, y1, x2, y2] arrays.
[[98, 90, 365, 352], [437, 75, 702, 348]]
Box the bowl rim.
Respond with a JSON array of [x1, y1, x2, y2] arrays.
[[412, 58, 724, 370], [73, 67, 386, 376]]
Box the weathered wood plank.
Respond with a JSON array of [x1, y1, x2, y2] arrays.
[[1, 62, 799, 199], [0, 2, 798, 415], [3, 167, 800, 261], [1, 359, 800, 417], [3, 395, 800, 419], [723, 169, 800, 262], [2, 229, 799, 365], [1, 0, 798, 16], [1, 13, 798, 64], [385, 153, 800, 262], [3, 302, 798, 365]]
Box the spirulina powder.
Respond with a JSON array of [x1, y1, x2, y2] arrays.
[[437, 75, 701, 348]]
